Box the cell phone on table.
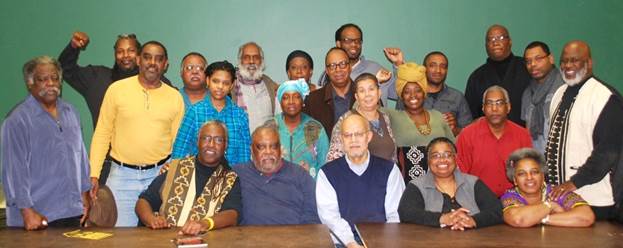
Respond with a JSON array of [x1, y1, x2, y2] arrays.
[[171, 236, 207, 247]]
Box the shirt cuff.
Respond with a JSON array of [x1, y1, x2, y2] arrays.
[[9, 198, 34, 209]]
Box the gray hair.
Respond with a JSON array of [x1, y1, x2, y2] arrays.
[[252, 121, 279, 141], [198, 120, 229, 142], [505, 148, 547, 182], [237, 42, 265, 62], [22, 56, 62, 86], [482, 85, 510, 104]]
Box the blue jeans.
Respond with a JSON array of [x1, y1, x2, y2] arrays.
[[106, 161, 161, 227]]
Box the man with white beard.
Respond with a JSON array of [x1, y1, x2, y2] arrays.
[[546, 40, 623, 221], [231, 42, 278, 131]]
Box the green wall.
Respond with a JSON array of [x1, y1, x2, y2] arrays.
[[1, 0, 622, 149]]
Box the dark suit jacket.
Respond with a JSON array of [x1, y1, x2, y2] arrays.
[[303, 82, 356, 137]]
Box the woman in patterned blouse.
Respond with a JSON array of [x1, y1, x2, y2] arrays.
[[502, 148, 595, 227]]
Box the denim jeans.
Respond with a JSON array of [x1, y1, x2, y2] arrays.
[[106, 161, 161, 227]]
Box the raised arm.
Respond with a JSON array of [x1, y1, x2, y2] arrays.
[[57, 31, 92, 94]]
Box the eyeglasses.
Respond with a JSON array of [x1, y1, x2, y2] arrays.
[[486, 35, 509, 43], [340, 38, 362, 45], [117, 33, 137, 39], [525, 54, 549, 65], [183, 64, 206, 72], [484, 99, 507, 107], [429, 152, 454, 160], [341, 131, 369, 140], [326, 60, 349, 71], [199, 135, 225, 144]]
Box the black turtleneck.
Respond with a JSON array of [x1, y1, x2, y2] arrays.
[[139, 157, 242, 224], [464, 52, 531, 126], [486, 53, 513, 80]]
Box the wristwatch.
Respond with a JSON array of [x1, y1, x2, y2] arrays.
[[541, 214, 550, 224]]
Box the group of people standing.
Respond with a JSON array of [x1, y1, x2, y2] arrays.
[[2, 22, 622, 248]]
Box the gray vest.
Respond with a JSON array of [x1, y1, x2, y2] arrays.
[[411, 169, 481, 215]]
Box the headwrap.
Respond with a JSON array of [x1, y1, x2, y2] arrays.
[[277, 79, 310, 101], [396, 62, 428, 98]]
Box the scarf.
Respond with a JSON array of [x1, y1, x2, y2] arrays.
[[521, 69, 559, 138], [159, 157, 237, 226], [233, 69, 263, 110]]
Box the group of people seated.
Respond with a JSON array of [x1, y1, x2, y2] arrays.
[[2, 22, 622, 248]]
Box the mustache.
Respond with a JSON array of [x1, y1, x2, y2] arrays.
[[260, 155, 277, 161], [38, 87, 61, 97], [238, 63, 265, 80]]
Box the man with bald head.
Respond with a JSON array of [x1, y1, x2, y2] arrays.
[[464, 24, 531, 126], [233, 123, 319, 225], [545, 41, 623, 221], [304, 47, 356, 136], [317, 114, 405, 248]]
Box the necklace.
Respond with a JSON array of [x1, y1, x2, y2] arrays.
[[357, 109, 384, 137], [413, 110, 431, 135], [435, 180, 456, 197]]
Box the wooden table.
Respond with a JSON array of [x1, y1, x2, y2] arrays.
[[0, 224, 333, 247], [356, 221, 623, 247]]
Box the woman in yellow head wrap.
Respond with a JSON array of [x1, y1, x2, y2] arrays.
[[384, 62, 455, 184]]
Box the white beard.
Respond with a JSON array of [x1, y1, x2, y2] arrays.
[[561, 64, 587, 86], [238, 62, 265, 81]]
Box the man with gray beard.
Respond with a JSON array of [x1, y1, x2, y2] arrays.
[[546, 40, 623, 221], [2, 56, 91, 229], [231, 42, 278, 131], [233, 123, 319, 225]]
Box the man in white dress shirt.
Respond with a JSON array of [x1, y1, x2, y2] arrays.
[[316, 114, 405, 248]]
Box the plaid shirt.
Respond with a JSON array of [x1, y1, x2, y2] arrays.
[[172, 96, 251, 165]]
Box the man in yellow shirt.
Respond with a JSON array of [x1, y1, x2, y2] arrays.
[[89, 41, 184, 226]]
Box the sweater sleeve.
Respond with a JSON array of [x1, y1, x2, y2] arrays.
[[571, 95, 623, 188], [57, 43, 91, 95], [464, 72, 482, 120], [471, 180, 503, 228], [398, 183, 442, 227], [89, 85, 117, 178]]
